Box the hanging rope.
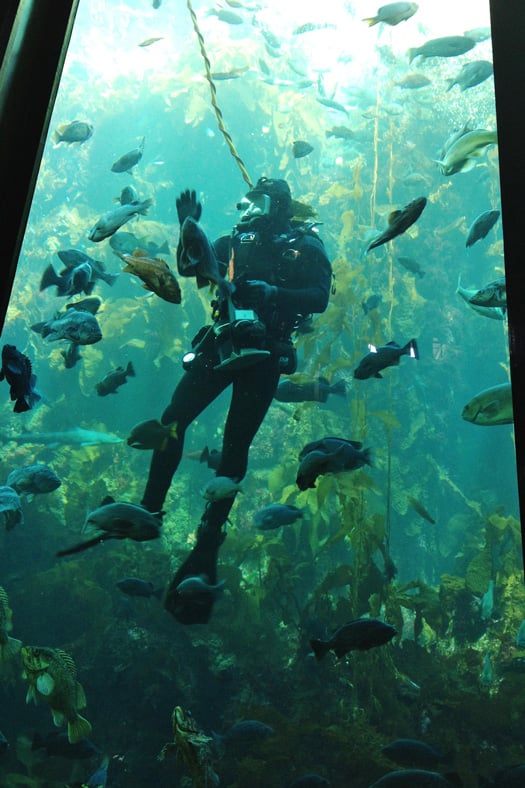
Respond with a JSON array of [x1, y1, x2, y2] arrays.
[[186, 0, 253, 189]]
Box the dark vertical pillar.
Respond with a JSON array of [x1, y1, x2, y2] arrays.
[[0, 0, 78, 335], [490, 0, 525, 568]]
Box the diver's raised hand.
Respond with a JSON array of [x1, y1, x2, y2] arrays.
[[176, 189, 202, 225]]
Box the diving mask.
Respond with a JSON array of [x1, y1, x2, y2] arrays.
[[237, 192, 272, 223]]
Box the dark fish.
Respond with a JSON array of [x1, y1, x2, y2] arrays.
[[366, 197, 427, 253], [117, 185, 139, 204], [254, 504, 304, 530], [31, 309, 102, 345], [325, 125, 355, 140], [397, 256, 425, 278], [369, 769, 458, 786], [408, 36, 476, 63], [88, 199, 153, 242], [116, 577, 162, 598], [115, 248, 181, 303], [362, 293, 382, 314], [60, 342, 83, 369], [95, 361, 135, 396], [363, 3, 419, 27], [274, 376, 346, 403], [354, 338, 419, 379], [127, 419, 178, 450], [395, 73, 431, 89], [56, 497, 162, 557], [0, 345, 40, 413], [297, 437, 372, 490], [292, 140, 314, 158], [447, 60, 493, 91], [53, 120, 93, 144], [40, 262, 94, 297], [175, 574, 225, 598], [407, 496, 436, 524], [179, 216, 233, 297], [310, 618, 396, 660], [138, 37, 163, 47], [465, 209, 500, 247], [6, 464, 61, 496], [111, 137, 145, 173], [57, 251, 119, 287], [184, 445, 222, 470], [381, 739, 446, 768], [468, 277, 506, 308], [32, 731, 100, 760], [289, 776, 330, 787], [0, 730, 8, 754], [213, 720, 274, 748], [491, 765, 525, 787], [0, 485, 24, 530], [65, 296, 102, 314]]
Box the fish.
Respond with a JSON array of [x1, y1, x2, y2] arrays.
[[365, 197, 427, 253], [462, 383, 513, 426], [468, 277, 506, 308], [293, 22, 336, 34], [109, 231, 170, 258], [325, 125, 355, 140], [175, 574, 226, 598], [380, 738, 446, 768], [456, 276, 505, 320], [363, 3, 419, 27], [0, 585, 22, 660], [254, 504, 304, 530], [0, 426, 123, 447], [369, 769, 459, 786], [207, 7, 244, 24], [159, 706, 218, 788], [316, 97, 349, 115], [465, 209, 500, 247], [447, 60, 493, 91], [138, 36, 163, 47], [53, 120, 93, 144], [435, 128, 497, 176], [292, 140, 314, 158], [184, 445, 222, 470], [0, 344, 40, 412], [40, 262, 94, 297], [0, 486, 24, 531], [464, 27, 491, 43], [31, 731, 100, 759], [57, 497, 161, 557], [60, 342, 83, 368], [115, 248, 181, 303], [88, 198, 153, 242], [6, 463, 61, 496], [297, 437, 372, 490], [397, 256, 425, 278], [407, 496, 435, 524], [110, 137, 145, 173], [179, 216, 233, 297], [274, 376, 346, 403], [354, 339, 419, 379], [57, 249, 119, 287], [516, 620, 525, 647], [116, 577, 163, 598], [212, 720, 274, 748], [362, 293, 382, 314], [85, 755, 110, 787], [395, 73, 431, 89], [127, 419, 178, 450], [481, 579, 495, 620], [407, 36, 476, 63], [95, 361, 136, 396], [31, 309, 102, 345], [201, 476, 243, 501], [310, 618, 396, 660], [152, 0, 161, 7], [211, 65, 250, 80], [64, 296, 102, 314], [21, 645, 92, 744]]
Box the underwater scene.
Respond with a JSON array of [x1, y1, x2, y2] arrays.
[[1, 0, 524, 786]]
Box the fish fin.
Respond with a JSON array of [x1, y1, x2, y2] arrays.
[[75, 680, 87, 709], [404, 338, 419, 359], [387, 210, 402, 225], [36, 672, 55, 696], [101, 495, 115, 505], [126, 361, 136, 377], [310, 638, 330, 660], [1, 636, 22, 659], [374, 372, 383, 378], [362, 16, 378, 26], [330, 379, 346, 397], [362, 448, 373, 466], [68, 714, 92, 744], [25, 684, 38, 704]]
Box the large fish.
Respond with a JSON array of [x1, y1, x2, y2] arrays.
[[456, 276, 505, 320], [88, 199, 153, 242], [0, 426, 123, 447], [115, 248, 181, 303], [354, 339, 419, 379], [179, 216, 233, 297], [447, 60, 493, 91], [31, 309, 102, 345], [310, 618, 396, 660], [468, 277, 506, 308], [466, 209, 500, 247], [365, 197, 427, 253], [407, 35, 476, 63], [435, 128, 497, 175], [462, 383, 513, 425]]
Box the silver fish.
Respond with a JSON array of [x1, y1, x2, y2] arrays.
[[462, 383, 513, 425], [88, 199, 153, 242]]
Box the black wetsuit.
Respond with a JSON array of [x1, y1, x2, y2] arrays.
[[141, 220, 332, 623]]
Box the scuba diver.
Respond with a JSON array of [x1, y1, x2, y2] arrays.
[[141, 177, 332, 624]]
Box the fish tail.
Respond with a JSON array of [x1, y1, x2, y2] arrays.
[[330, 379, 347, 397], [407, 48, 418, 64], [138, 198, 153, 215], [126, 361, 136, 377], [39, 264, 60, 292], [56, 532, 114, 557], [362, 16, 378, 26], [13, 397, 32, 413], [404, 339, 419, 360], [68, 714, 92, 744], [310, 638, 330, 660], [362, 447, 373, 466]]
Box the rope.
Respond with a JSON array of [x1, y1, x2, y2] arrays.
[[186, 0, 253, 189]]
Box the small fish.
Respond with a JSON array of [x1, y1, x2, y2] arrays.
[[127, 419, 178, 450], [297, 437, 372, 490], [516, 619, 525, 647], [179, 216, 233, 297], [88, 199, 153, 242], [407, 496, 435, 524], [380, 738, 446, 768], [468, 277, 506, 308], [447, 60, 493, 91], [57, 250, 119, 287], [395, 73, 431, 89], [0, 585, 22, 659], [56, 497, 162, 556], [175, 574, 226, 598], [115, 248, 181, 303], [0, 426, 123, 447], [110, 137, 145, 173], [365, 197, 427, 253], [31, 731, 100, 760], [0, 344, 40, 412], [461, 382, 513, 426], [207, 7, 244, 24], [310, 618, 396, 660], [397, 256, 425, 278], [408, 35, 476, 63], [21, 646, 92, 743], [481, 652, 493, 686], [316, 97, 349, 115], [95, 361, 135, 396], [369, 769, 458, 786], [481, 579, 495, 620], [292, 140, 314, 159], [254, 504, 303, 530], [465, 209, 500, 247], [116, 577, 163, 598], [213, 720, 274, 748], [211, 65, 250, 80], [53, 120, 93, 144], [363, 3, 419, 27], [274, 376, 346, 403], [40, 262, 94, 298], [60, 342, 83, 369], [138, 36, 163, 47], [201, 476, 243, 501], [325, 125, 355, 140], [31, 309, 102, 345], [6, 464, 61, 496], [435, 128, 497, 176], [362, 293, 382, 314], [0, 486, 24, 531], [354, 339, 419, 379], [117, 185, 139, 204], [293, 22, 336, 35]]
